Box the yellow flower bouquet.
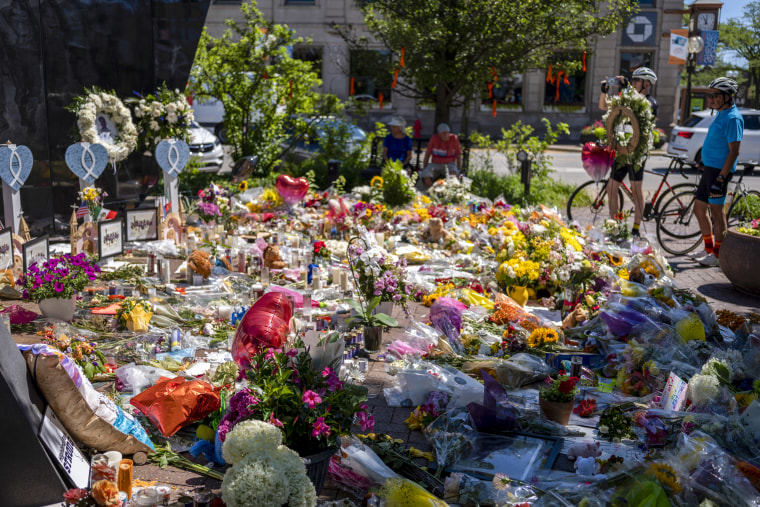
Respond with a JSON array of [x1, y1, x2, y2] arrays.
[[496, 257, 540, 289]]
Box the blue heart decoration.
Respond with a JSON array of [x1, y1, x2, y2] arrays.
[[64, 142, 109, 184], [155, 139, 190, 178], [0, 144, 33, 191]]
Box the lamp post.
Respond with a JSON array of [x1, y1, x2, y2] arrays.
[[683, 0, 723, 122], [684, 34, 704, 121]]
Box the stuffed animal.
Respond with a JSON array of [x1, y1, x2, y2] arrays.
[[263, 244, 288, 270], [567, 441, 602, 461], [187, 250, 211, 279], [575, 456, 597, 476], [562, 303, 589, 329], [422, 218, 453, 243]]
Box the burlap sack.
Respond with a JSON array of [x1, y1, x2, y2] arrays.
[[23, 351, 153, 455]]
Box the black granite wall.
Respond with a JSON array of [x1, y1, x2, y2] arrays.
[[0, 0, 210, 235]]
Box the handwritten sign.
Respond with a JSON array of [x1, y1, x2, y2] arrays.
[[125, 208, 158, 242], [98, 218, 123, 260], [659, 372, 688, 411], [0, 228, 13, 270], [22, 235, 49, 272], [38, 406, 90, 488]]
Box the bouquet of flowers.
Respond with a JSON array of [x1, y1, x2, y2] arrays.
[[126, 83, 194, 152], [63, 480, 121, 506], [604, 211, 631, 242], [17, 254, 100, 300], [78, 186, 107, 220], [496, 257, 540, 288], [429, 176, 470, 205], [218, 343, 372, 456], [42, 326, 111, 380], [195, 183, 231, 225], [312, 240, 330, 260], [348, 239, 410, 306], [539, 372, 579, 403], [116, 298, 153, 333], [351, 201, 385, 228]]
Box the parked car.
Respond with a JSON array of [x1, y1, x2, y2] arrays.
[[668, 108, 760, 166], [188, 121, 224, 172], [283, 117, 369, 165]]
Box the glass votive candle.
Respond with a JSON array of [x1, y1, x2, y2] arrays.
[[134, 487, 158, 506]]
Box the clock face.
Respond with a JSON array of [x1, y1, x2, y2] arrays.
[[697, 12, 716, 31]]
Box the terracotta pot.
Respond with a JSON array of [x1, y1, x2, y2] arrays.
[[539, 396, 574, 426], [719, 229, 760, 296], [507, 285, 529, 307], [38, 296, 77, 322]]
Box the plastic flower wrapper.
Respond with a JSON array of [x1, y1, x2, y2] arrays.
[[683, 437, 760, 506], [466, 370, 517, 433], [335, 435, 399, 486], [429, 299, 464, 351], [444, 472, 538, 507], [376, 477, 448, 507], [494, 352, 555, 389], [424, 408, 477, 471]]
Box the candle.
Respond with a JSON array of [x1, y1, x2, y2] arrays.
[[387, 237, 396, 251], [303, 292, 312, 317], [375, 232, 385, 245], [261, 266, 270, 285], [117, 459, 133, 498], [340, 271, 349, 292], [332, 267, 341, 285], [134, 487, 158, 506], [312, 270, 322, 291], [218, 305, 233, 320]]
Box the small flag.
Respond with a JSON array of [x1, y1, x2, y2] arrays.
[[97, 208, 117, 221], [75, 204, 89, 219], [164, 202, 171, 214]]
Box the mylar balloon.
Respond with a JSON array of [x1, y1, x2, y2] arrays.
[[275, 174, 310, 206], [581, 142, 615, 182], [231, 292, 293, 367]]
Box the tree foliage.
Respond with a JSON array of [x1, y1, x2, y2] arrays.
[[190, 1, 339, 174], [720, 1, 760, 107], [339, 0, 638, 128]]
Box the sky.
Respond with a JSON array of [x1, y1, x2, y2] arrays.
[[719, 0, 752, 67]]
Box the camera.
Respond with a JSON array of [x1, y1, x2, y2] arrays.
[[601, 76, 628, 96]]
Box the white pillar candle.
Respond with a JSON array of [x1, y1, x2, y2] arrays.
[[332, 267, 341, 285], [375, 232, 385, 245], [340, 271, 349, 292]]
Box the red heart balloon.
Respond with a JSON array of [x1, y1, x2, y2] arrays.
[[275, 174, 310, 206], [581, 142, 615, 182]]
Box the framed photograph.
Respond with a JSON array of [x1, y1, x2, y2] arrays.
[[22, 235, 49, 272], [125, 208, 158, 242], [0, 228, 13, 271], [98, 219, 123, 260]]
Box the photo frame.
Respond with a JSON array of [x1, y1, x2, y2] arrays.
[[125, 208, 158, 242], [22, 235, 49, 272], [0, 228, 13, 271], [98, 219, 123, 260]]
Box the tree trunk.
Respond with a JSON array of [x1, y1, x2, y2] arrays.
[[434, 82, 450, 131]]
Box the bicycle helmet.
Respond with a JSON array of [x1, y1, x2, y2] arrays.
[[708, 77, 738, 95], [632, 67, 657, 83]]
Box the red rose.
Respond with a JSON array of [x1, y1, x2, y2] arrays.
[[313, 241, 326, 253], [558, 377, 579, 394]]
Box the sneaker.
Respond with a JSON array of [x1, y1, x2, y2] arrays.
[[631, 229, 641, 239], [688, 249, 709, 260], [697, 253, 720, 267]]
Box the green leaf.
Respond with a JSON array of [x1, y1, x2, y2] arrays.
[[373, 313, 398, 327], [344, 299, 364, 315], [366, 296, 381, 313]]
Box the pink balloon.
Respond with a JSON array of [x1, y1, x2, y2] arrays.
[[231, 292, 293, 368], [581, 142, 615, 182], [275, 174, 310, 206]]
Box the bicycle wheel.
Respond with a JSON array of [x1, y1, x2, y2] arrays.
[[566, 179, 625, 229], [656, 190, 702, 256], [727, 190, 760, 228], [652, 182, 698, 218]]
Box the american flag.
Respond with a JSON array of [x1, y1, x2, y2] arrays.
[[75, 203, 89, 219]]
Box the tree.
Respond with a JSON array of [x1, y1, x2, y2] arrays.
[[720, 1, 760, 107], [338, 0, 638, 129], [190, 1, 339, 174]]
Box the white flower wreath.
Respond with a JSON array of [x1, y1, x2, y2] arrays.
[[73, 90, 138, 162], [603, 87, 655, 171]]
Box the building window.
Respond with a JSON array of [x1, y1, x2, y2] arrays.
[[285, 0, 316, 5], [619, 52, 654, 80], [481, 73, 523, 112], [292, 45, 322, 80], [349, 49, 392, 105], [543, 54, 587, 112], [638, 0, 654, 6]]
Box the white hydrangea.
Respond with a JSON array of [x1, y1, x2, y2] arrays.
[[688, 374, 721, 406], [222, 419, 283, 465]]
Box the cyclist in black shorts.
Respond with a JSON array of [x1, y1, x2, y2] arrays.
[[598, 67, 658, 238]]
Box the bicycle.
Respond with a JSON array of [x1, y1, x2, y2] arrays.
[[656, 162, 760, 256], [566, 154, 697, 230]]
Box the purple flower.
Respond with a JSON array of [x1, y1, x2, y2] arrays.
[[356, 411, 374, 432], [53, 282, 64, 293], [312, 416, 331, 438], [302, 390, 322, 409]]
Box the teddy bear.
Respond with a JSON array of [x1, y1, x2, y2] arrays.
[[575, 456, 598, 476], [567, 441, 602, 461], [421, 217, 453, 243], [263, 244, 288, 270], [187, 250, 211, 279], [562, 303, 589, 329]]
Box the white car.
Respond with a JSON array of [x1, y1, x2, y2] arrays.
[[188, 122, 224, 172], [668, 108, 760, 166]]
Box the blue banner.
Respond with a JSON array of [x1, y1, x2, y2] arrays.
[[698, 30, 719, 66]]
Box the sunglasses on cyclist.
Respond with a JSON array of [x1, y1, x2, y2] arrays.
[[631, 78, 643, 83], [706, 92, 723, 99]]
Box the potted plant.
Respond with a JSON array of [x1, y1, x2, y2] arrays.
[[218, 342, 374, 494], [345, 296, 399, 352], [17, 254, 100, 321], [538, 372, 580, 425]]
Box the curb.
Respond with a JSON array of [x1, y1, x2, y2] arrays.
[[548, 144, 669, 156]]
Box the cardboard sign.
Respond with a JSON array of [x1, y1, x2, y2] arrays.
[[98, 218, 123, 260], [23, 235, 49, 272], [668, 29, 689, 65], [38, 406, 90, 489], [125, 208, 158, 242], [659, 372, 688, 411]]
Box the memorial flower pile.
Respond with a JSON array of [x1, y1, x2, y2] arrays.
[[604, 211, 632, 242], [348, 239, 410, 306], [17, 254, 100, 300], [78, 186, 107, 220], [195, 183, 231, 225], [126, 83, 194, 152]]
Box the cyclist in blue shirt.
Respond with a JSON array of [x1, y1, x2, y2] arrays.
[[691, 77, 744, 267], [382, 117, 413, 166]]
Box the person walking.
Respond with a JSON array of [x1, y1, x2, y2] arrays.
[[598, 67, 658, 238], [690, 77, 744, 267], [421, 123, 462, 189], [382, 117, 413, 166]]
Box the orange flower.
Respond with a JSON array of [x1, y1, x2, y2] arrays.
[[91, 480, 120, 506]]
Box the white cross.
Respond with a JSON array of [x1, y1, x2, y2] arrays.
[[80, 142, 99, 182], [6, 145, 24, 189]]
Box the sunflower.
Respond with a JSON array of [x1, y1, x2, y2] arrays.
[[527, 327, 559, 347], [370, 176, 384, 188], [238, 181, 249, 192], [650, 463, 682, 494], [606, 253, 624, 266]]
